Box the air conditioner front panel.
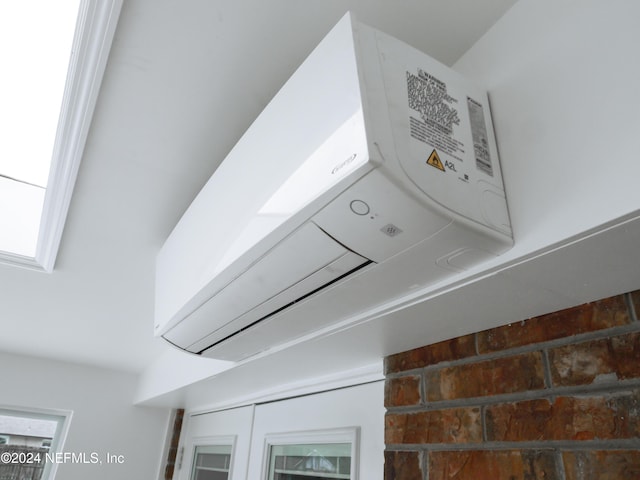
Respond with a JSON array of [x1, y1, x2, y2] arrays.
[[201, 221, 502, 362], [162, 222, 370, 351], [186, 247, 370, 353], [155, 13, 371, 337], [313, 169, 452, 263]]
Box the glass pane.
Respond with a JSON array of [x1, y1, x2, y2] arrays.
[[195, 470, 229, 480], [199, 453, 229, 469], [268, 443, 351, 480], [190, 444, 232, 480]]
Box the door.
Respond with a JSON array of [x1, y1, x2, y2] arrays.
[[175, 405, 254, 480]]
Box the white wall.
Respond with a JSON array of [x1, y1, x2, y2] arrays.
[[455, 0, 640, 253], [0, 351, 171, 480], [134, 346, 233, 406]]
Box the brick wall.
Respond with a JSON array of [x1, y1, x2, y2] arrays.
[[384, 291, 640, 480], [164, 409, 184, 480]]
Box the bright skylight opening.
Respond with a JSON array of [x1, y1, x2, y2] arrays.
[[0, 1, 80, 257]]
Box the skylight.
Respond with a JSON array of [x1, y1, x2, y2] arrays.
[[0, 0, 123, 271], [0, 1, 79, 258]]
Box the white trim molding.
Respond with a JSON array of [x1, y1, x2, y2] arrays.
[[185, 362, 383, 414]]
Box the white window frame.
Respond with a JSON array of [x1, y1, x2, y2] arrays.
[[261, 427, 360, 480], [0, 405, 72, 480], [187, 435, 236, 480]]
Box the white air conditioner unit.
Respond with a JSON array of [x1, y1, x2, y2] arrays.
[[155, 13, 513, 361]]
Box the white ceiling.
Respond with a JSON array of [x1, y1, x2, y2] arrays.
[[0, 0, 518, 372]]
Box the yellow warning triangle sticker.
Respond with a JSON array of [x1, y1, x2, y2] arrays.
[[426, 149, 445, 172]]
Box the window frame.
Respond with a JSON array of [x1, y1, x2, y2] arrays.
[[187, 434, 236, 480], [261, 427, 359, 480], [0, 405, 72, 480]]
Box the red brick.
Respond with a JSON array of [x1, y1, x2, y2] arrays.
[[164, 464, 174, 480], [384, 451, 422, 480], [426, 352, 545, 401], [385, 375, 421, 408], [549, 331, 640, 386], [428, 450, 559, 480], [169, 409, 184, 448], [486, 391, 640, 442], [563, 451, 640, 480], [385, 334, 476, 374], [385, 408, 482, 445], [477, 295, 630, 353], [631, 290, 640, 320]]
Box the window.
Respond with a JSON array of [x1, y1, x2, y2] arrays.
[[267, 443, 351, 480], [189, 437, 234, 480], [0, 407, 71, 480], [264, 428, 358, 480]]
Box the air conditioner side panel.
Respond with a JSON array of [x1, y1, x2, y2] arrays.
[[371, 28, 512, 241]]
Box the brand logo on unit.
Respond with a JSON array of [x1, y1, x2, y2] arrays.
[[331, 154, 357, 175]]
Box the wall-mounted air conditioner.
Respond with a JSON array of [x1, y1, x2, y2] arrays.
[[154, 12, 513, 361]]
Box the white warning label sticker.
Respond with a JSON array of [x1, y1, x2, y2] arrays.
[[467, 96, 493, 176], [407, 69, 465, 162]]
